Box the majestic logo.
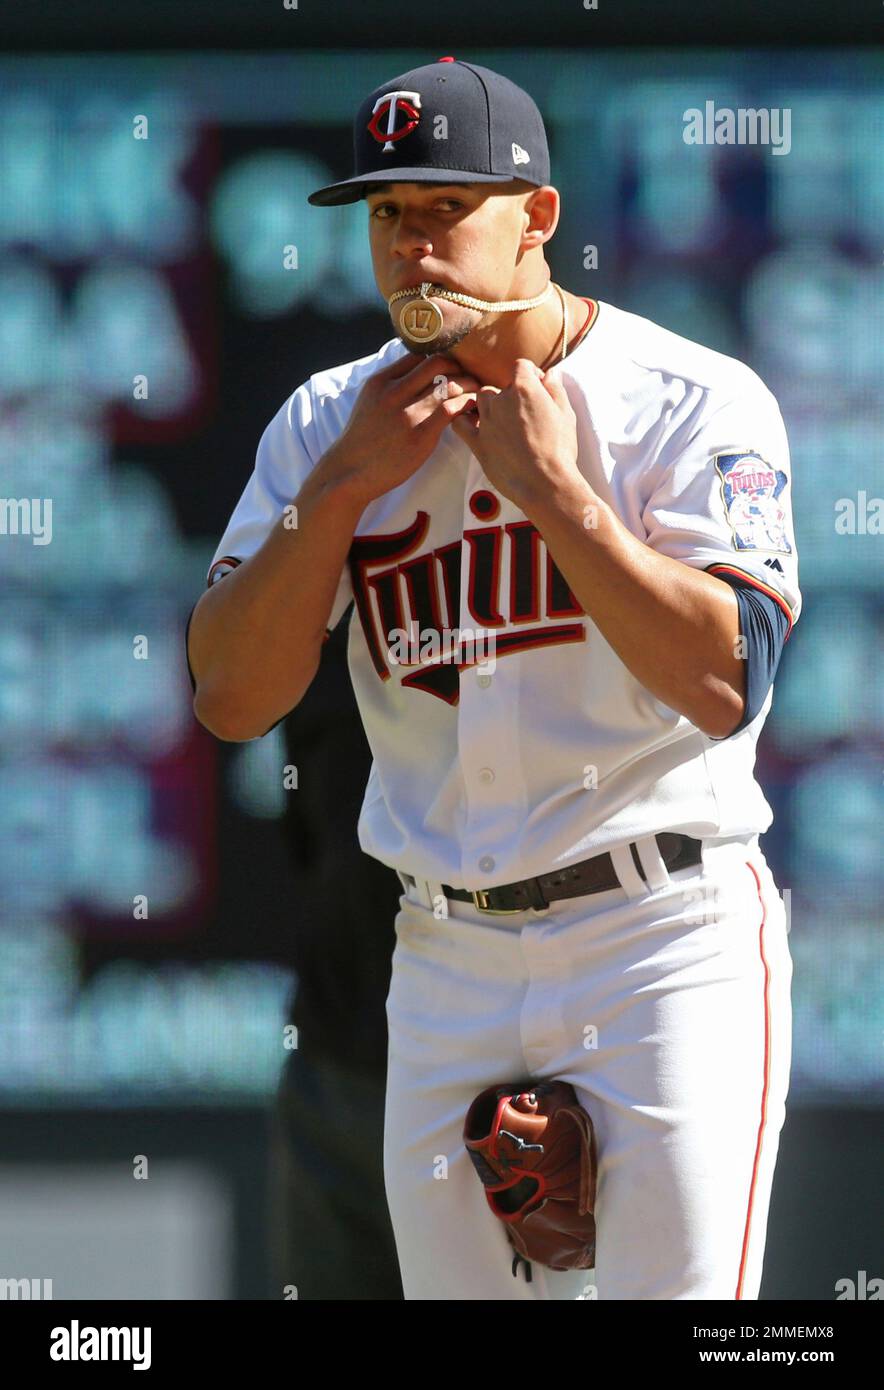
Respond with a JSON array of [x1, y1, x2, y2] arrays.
[[511, 142, 530, 165], [714, 451, 791, 554], [367, 90, 422, 153], [348, 506, 586, 704]]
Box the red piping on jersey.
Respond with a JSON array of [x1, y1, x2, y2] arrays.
[[706, 564, 794, 640], [570, 298, 598, 353], [736, 861, 772, 1301], [206, 555, 241, 587]]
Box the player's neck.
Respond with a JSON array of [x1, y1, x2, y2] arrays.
[[447, 286, 590, 388]]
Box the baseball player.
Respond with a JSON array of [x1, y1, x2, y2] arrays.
[[187, 58, 801, 1300]]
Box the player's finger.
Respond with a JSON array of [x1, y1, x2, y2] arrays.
[[416, 390, 477, 433], [412, 387, 478, 447], [448, 407, 481, 446], [382, 353, 462, 393], [512, 357, 544, 387], [440, 391, 479, 418], [431, 374, 481, 400], [541, 365, 575, 412], [475, 384, 501, 417]]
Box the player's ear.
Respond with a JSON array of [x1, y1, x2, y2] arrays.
[[520, 185, 559, 250]]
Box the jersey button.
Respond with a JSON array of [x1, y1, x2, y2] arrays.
[[479, 855, 495, 873], [477, 674, 492, 689], [478, 767, 495, 784]]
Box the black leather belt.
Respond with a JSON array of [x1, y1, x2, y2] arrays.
[[401, 833, 703, 915]]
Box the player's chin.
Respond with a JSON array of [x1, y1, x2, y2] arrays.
[[394, 312, 477, 357]]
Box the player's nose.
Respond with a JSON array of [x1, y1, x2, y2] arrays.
[[389, 212, 435, 260]]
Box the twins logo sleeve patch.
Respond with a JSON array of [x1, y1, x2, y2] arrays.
[[713, 451, 792, 555]]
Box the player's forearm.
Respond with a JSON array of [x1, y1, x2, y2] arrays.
[[189, 466, 367, 741], [523, 478, 746, 738]]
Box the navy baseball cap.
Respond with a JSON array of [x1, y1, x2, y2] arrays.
[[307, 57, 551, 207]]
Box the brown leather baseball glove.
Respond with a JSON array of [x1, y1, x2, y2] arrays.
[[464, 1079, 597, 1278]]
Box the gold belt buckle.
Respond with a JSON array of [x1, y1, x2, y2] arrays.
[[470, 888, 523, 915]]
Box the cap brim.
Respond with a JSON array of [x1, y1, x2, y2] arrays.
[[307, 167, 523, 207]]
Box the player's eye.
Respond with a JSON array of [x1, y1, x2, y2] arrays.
[[369, 197, 465, 220]]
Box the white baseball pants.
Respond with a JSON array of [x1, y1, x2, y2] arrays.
[[383, 834, 792, 1300]]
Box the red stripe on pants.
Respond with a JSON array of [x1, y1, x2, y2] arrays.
[[736, 861, 772, 1300]]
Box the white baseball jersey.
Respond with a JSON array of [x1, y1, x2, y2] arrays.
[[209, 300, 801, 889]]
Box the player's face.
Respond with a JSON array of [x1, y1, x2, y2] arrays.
[[366, 181, 535, 355]]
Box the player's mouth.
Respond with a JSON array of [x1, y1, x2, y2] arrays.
[[394, 276, 458, 296]]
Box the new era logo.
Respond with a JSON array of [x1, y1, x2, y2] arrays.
[[512, 142, 530, 165]]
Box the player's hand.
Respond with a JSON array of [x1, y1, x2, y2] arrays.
[[449, 358, 581, 510], [318, 352, 479, 505]]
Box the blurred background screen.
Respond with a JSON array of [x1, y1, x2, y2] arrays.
[[0, 47, 881, 1110]]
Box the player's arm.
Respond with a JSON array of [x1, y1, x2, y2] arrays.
[[516, 482, 748, 738], [190, 352, 479, 742], [453, 361, 798, 739], [188, 466, 368, 741]]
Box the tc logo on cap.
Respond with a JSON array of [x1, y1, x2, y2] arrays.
[[367, 90, 422, 152]]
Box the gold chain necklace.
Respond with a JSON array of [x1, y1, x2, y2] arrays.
[[548, 282, 569, 367], [388, 279, 572, 366], [389, 280, 554, 346]]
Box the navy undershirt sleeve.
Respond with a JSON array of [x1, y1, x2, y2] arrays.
[[711, 574, 790, 737]]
